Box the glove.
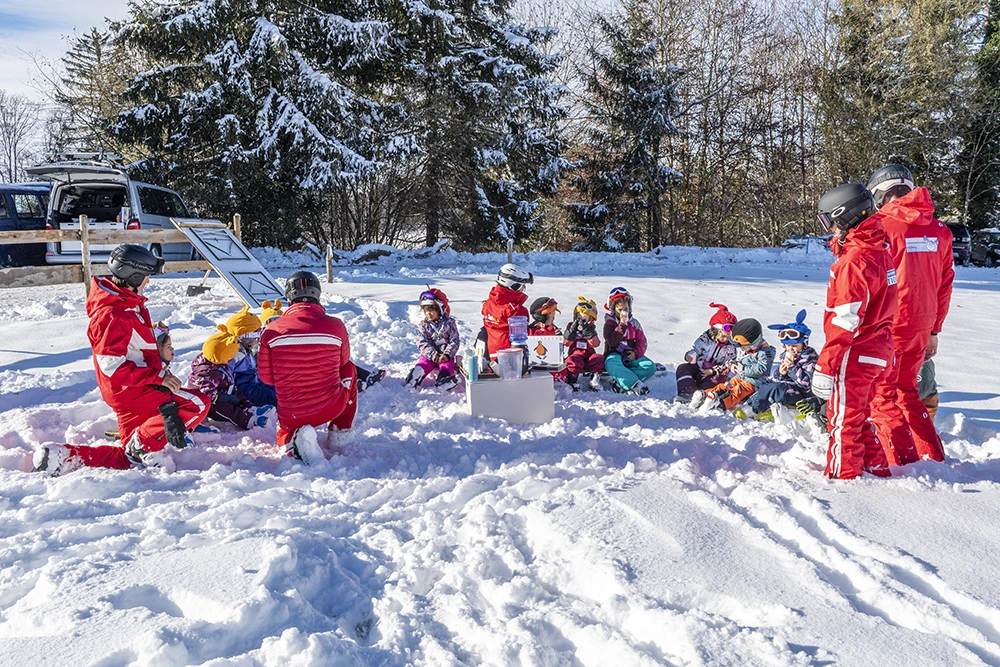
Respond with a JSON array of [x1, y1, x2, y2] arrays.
[[581, 321, 597, 339], [565, 319, 580, 340], [811, 372, 834, 401], [795, 396, 823, 417], [158, 401, 189, 450]]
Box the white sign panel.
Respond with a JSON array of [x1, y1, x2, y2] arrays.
[[171, 218, 284, 306]]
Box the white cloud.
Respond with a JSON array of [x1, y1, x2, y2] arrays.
[[0, 0, 131, 101]]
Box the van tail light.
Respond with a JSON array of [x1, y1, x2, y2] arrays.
[[45, 221, 53, 230], [126, 219, 141, 230]]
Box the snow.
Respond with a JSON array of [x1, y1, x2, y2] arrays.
[[2, 247, 1000, 665]]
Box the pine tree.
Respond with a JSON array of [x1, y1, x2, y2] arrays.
[[400, 0, 568, 248], [54, 27, 137, 152], [566, 1, 684, 252], [954, 0, 1000, 229], [112, 0, 403, 248]]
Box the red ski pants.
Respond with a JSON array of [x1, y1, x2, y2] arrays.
[[565, 349, 604, 377], [276, 364, 358, 448], [63, 386, 210, 470], [825, 345, 892, 480], [871, 327, 944, 465]]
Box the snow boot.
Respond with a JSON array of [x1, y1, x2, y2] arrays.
[[124, 434, 177, 472], [32, 444, 81, 477], [193, 423, 220, 435], [251, 406, 276, 428], [629, 381, 650, 396], [690, 390, 707, 409], [435, 371, 459, 390], [587, 372, 602, 392], [287, 425, 324, 465], [359, 368, 386, 393], [404, 365, 426, 388], [566, 373, 580, 392]]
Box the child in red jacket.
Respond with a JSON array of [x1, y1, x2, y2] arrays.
[[478, 263, 532, 366], [528, 296, 562, 336], [564, 297, 604, 391]]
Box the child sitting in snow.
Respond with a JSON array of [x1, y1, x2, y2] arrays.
[[477, 263, 532, 367], [188, 314, 273, 430], [735, 310, 819, 420], [603, 287, 657, 395], [675, 303, 738, 402], [225, 305, 278, 409], [406, 288, 460, 389], [564, 297, 604, 391], [691, 318, 775, 412], [154, 321, 173, 368]]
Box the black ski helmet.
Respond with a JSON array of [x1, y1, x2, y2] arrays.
[[731, 318, 763, 346], [867, 164, 915, 207], [285, 271, 322, 303], [817, 184, 875, 233], [108, 244, 164, 288]]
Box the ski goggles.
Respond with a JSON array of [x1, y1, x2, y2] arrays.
[[419, 290, 439, 306], [713, 323, 734, 333], [238, 330, 262, 341], [777, 328, 806, 342], [534, 298, 560, 316], [817, 212, 834, 231], [153, 321, 170, 341]]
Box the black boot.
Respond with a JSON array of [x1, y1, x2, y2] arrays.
[[158, 401, 189, 450]]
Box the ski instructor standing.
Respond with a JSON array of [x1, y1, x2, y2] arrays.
[[866, 165, 953, 465], [812, 184, 897, 479]]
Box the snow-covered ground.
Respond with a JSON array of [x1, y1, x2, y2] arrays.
[[2, 246, 1000, 666]]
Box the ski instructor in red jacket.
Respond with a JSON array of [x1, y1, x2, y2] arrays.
[[258, 271, 357, 461], [813, 184, 897, 480], [867, 165, 953, 465]]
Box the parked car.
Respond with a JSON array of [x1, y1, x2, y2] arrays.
[[0, 182, 52, 267], [971, 229, 1000, 267], [25, 153, 196, 265], [946, 223, 972, 266]]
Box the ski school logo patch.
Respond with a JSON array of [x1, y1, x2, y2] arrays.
[[887, 269, 897, 285], [906, 236, 939, 253]]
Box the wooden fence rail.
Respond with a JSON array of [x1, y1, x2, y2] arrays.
[[0, 214, 240, 293]]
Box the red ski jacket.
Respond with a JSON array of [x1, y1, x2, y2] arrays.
[[258, 302, 352, 424], [870, 187, 954, 334], [87, 277, 168, 411], [817, 216, 898, 378], [482, 285, 528, 357]]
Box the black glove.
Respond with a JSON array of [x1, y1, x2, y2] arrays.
[[581, 320, 597, 339], [158, 401, 189, 449], [795, 396, 823, 417], [565, 319, 580, 339]]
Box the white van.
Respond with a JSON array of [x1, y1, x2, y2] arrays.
[[26, 153, 197, 265]]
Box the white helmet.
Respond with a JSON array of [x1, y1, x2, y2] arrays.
[[497, 263, 533, 291]]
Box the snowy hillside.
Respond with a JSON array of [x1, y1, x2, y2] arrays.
[[2, 246, 1000, 666]]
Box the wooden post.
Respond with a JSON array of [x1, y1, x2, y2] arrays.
[[80, 215, 92, 296], [506, 239, 513, 264], [233, 213, 242, 242], [326, 243, 333, 283]]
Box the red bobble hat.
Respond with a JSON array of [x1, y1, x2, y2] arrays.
[[709, 302, 737, 330]]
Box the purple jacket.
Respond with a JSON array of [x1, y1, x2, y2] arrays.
[[771, 345, 819, 391], [188, 353, 242, 404], [603, 314, 648, 358], [418, 315, 460, 361]]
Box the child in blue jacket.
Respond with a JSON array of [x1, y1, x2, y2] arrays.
[[736, 310, 819, 420]]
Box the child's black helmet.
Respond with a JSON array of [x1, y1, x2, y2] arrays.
[[731, 318, 763, 346], [285, 271, 322, 303], [108, 244, 164, 288], [817, 184, 875, 232]]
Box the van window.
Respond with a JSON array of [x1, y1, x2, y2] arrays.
[[54, 186, 128, 223], [0, 198, 8, 219], [12, 193, 46, 219], [138, 187, 189, 218]]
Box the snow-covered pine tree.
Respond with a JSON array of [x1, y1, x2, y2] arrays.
[[113, 0, 404, 248], [399, 0, 568, 249], [566, 0, 684, 252]]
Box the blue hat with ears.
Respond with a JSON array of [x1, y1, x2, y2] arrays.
[[768, 309, 811, 343]]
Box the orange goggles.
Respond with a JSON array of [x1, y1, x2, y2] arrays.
[[535, 298, 560, 316], [732, 334, 755, 346]]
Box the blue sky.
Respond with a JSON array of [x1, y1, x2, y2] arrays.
[[0, 1, 131, 100]]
